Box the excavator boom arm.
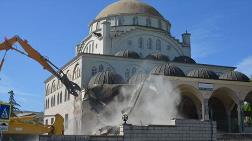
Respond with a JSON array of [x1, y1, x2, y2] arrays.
[[0, 36, 59, 77], [0, 35, 81, 96]]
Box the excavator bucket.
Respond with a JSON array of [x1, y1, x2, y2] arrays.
[[60, 73, 81, 96]]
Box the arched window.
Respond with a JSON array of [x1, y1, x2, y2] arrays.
[[73, 64, 80, 80], [51, 97, 53, 107], [47, 99, 50, 108], [92, 66, 97, 76], [64, 89, 67, 102], [51, 81, 56, 93], [66, 70, 72, 81], [56, 80, 60, 90], [125, 69, 130, 80], [57, 93, 59, 105], [138, 37, 143, 48], [68, 91, 70, 101], [146, 18, 151, 27], [156, 39, 161, 50], [45, 100, 47, 109], [60, 92, 62, 104], [133, 16, 138, 25], [99, 64, 104, 72], [53, 95, 56, 106], [147, 38, 152, 49], [46, 84, 50, 95]]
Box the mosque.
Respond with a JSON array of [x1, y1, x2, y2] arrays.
[[43, 0, 252, 135]]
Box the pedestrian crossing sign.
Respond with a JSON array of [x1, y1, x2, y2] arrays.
[[0, 103, 11, 121]]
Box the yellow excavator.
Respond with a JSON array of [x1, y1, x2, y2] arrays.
[[0, 35, 81, 136], [3, 114, 64, 135]]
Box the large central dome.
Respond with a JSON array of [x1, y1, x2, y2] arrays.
[[96, 0, 163, 20]]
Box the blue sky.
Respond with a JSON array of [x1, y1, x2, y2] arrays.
[[0, 0, 251, 111]]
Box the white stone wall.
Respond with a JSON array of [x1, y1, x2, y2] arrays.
[[76, 14, 189, 59], [44, 57, 82, 135], [111, 29, 184, 59]]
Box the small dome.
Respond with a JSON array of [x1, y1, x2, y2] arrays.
[[219, 71, 250, 82], [88, 71, 125, 88], [173, 56, 196, 64], [146, 53, 170, 61], [128, 73, 147, 84], [96, 0, 163, 20], [151, 64, 185, 77], [87, 85, 121, 102], [187, 68, 219, 80], [115, 50, 140, 59]]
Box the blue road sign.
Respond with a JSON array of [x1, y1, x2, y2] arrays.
[[0, 104, 11, 121]]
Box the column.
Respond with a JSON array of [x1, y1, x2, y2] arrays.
[[237, 100, 244, 133], [202, 99, 209, 120], [227, 111, 231, 132]]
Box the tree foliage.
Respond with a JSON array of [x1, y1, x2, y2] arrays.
[[243, 102, 252, 126], [8, 90, 21, 117]]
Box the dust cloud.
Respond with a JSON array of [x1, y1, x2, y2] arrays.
[[75, 75, 181, 135]]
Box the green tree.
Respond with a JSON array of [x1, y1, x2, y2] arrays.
[[8, 90, 21, 117]]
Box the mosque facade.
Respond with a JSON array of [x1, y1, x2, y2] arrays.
[[43, 0, 252, 135]]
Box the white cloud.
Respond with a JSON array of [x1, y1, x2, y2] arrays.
[[236, 55, 252, 77]]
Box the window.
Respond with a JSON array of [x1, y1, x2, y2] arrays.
[[92, 66, 97, 76], [60, 92, 62, 104], [45, 119, 48, 125], [146, 18, 151, 27], [53, 95, 56, 106], [92, 42, 94, 53], [57, 93, 59, 105], [46, 85, 50, 95], [65, 114, 69, 129], [73, 64, 80, 80], [99, 65, 104, 72], [66, 70, 71, 81], [51, 118, 54, 125], [147, 38, 152, 49], [45, 100, 47, 109], [133, 16, 138, 25], [138, 37, 143, 48], [156, 39, 161, 50], [56, 81, 60, 90], [64, 89, 67, 102], [68, 91, 70, 101], [47, 99, 49, 108], [51, 81, 56, 93], [51, 97, 53, 107]]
